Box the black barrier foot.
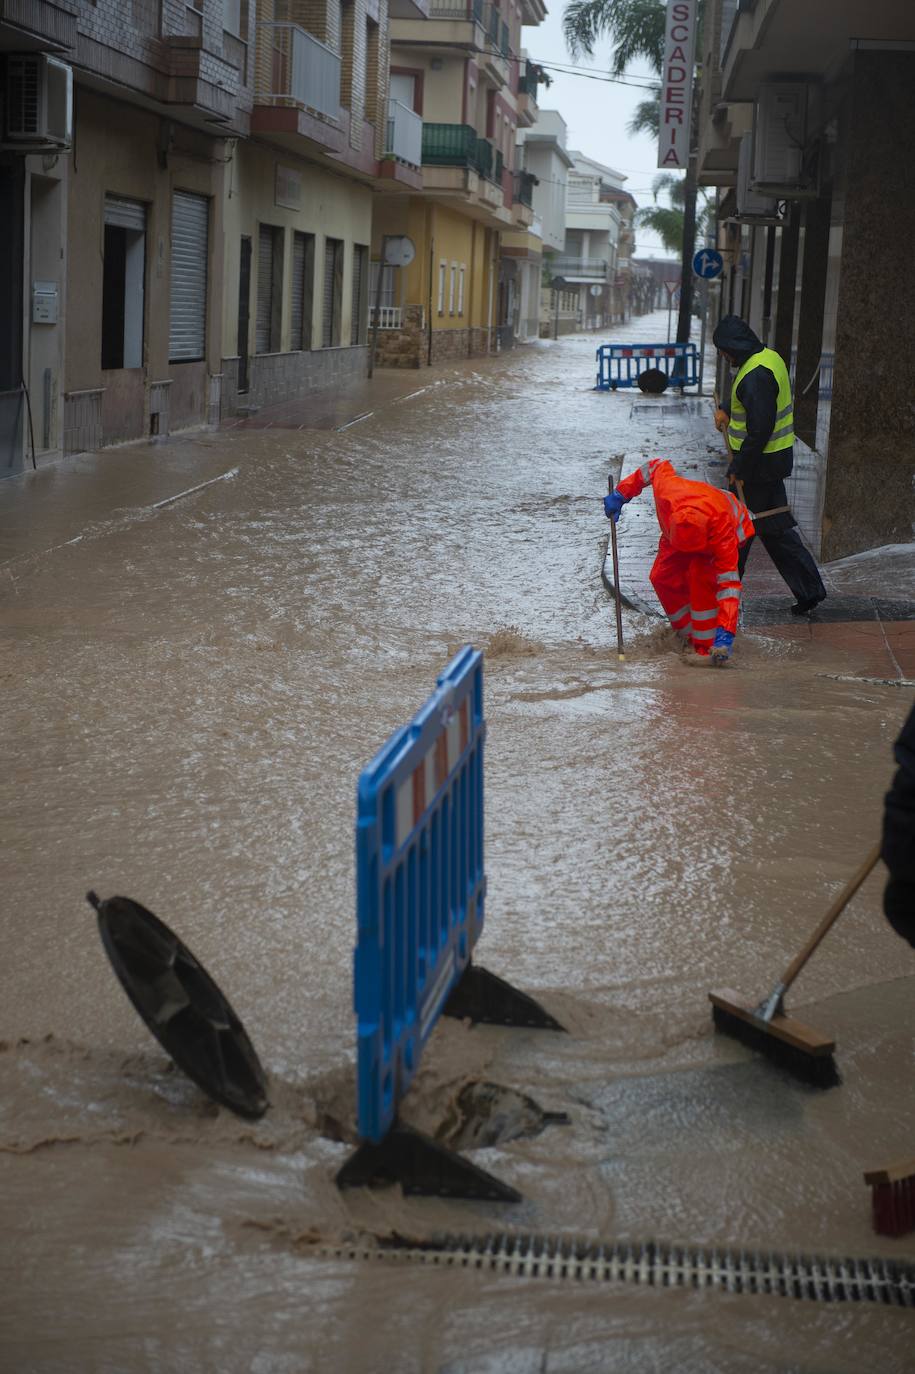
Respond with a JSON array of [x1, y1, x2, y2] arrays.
[[443, 963, 566, 1031], [336, 1122, 521, 1202]]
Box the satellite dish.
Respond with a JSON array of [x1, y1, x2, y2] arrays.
[[589, 284, 602, 297], [383, 236, 415, 268]]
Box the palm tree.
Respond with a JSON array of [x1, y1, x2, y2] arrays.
[[636, 172, 712, 257], [562, 0, 705, 344]]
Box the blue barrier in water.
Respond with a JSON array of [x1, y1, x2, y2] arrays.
[[595, 341, 699, 391], [353, 646, 485, 1145]]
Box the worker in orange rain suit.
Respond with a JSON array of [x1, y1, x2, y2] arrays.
[[604, 458, 754, 666]]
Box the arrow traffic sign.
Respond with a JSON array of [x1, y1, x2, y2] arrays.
[[692, 249, 723, 280]]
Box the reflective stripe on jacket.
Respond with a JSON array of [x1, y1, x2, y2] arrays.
[[728, 347, 795, 455]]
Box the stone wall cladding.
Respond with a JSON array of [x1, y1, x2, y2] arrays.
[[220, 346, 369, 415], [372, 304, 425, 368]]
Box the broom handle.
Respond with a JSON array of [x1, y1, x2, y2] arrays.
[[607, 477, 625, 660], [779, 843, 883, 993]]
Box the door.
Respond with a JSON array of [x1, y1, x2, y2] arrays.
[[169, 191, 209, 362], [237, 235, 251, 393]]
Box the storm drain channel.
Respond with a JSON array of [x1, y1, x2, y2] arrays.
[[317, 1233, 915, 1306]]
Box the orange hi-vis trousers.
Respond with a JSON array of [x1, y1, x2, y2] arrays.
[[650, 541, 727, 655]]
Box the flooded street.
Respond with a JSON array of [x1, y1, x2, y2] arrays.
[[2, 322, 913, 1371]]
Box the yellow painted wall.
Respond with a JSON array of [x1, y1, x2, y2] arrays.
[[390, 51, 466, 124], [222, 142, 373, 357], [371, 198, 497, 333]]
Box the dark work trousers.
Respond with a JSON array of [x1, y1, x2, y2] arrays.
[[735, 476, 827, 605]]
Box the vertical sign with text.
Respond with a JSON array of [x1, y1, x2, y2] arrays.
[[658, 0, 698, 170]]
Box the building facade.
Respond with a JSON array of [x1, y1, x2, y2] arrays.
[[698, 0, 915, 558], [550, 151, 624, 333], [370, 0, 544, 368]]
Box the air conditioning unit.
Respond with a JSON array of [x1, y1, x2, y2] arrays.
[[736, 133, 778, 220], [752, 82, 812, 195], [3, 54, 73, 149]]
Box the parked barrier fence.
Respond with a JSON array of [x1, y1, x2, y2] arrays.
[[595, 341, 699, 391], [337, 647, 564, 1199]]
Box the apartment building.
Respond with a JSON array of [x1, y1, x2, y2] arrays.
[[510, 107, 572, 342], [698, 0, 915, 558], [551, 152, 624, 333], [0, 0, 424, 472], [370, 0, 545, 368]]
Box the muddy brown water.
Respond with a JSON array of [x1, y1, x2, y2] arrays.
[[1, 330, 912, 1371]]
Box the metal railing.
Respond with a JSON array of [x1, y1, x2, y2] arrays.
[[500, 20, 509, 57], [483, 2, 500, 45], [254, 22, 340, 121], [385, 97, 422, 167], [514, 170, 536, 207], [518, 59, 539, 103], [368, 305, 403, 329], [421, 123, 495, 180], [429, 0, 484, 14], [494, 149, 504, 183], [549, 256, 611, 278]]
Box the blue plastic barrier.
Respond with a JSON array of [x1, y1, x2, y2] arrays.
[[595, 341, 700, 391], [353, 646, 485, 1144]]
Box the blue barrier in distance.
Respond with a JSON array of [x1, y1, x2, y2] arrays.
[[595, 342, 699, 391], [353, 645, 485, 1145]]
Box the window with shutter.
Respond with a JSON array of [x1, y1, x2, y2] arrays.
[[322, 237, 343, 347], [169, 191, 209, 363], [351, 244, 367, 346], [290, 231, 315, 351], [256, 224, 283, 354]]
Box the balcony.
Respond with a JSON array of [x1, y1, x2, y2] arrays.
[[0, 0, 78, 50], [422, 122, 496, 179], [500, 20, 510, 58], [514, 169, 536, 208], [549, 257, 611, 283], [385, 97, 422, 167], [516, 59, 540, 126], [428, 0, 483, 15], [369, 305, 404, 329], [254, 22, 340, 121]]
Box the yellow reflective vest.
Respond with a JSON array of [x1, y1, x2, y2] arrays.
[[727, 348, 795, 455]]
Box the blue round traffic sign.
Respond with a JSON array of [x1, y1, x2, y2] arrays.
[[693, 249, 723, 280]]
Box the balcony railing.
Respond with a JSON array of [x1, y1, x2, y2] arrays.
[[385, 98, 422, 167], [494, 149, 504, 183], [549, 257, 611, 279], [518, 59, 539, 103], [429, 0, 483, 15], [422, 123, 496, 179], [500, 20, 509, 57], [514, 169, 536, 208], [255, 22, 340, 121], [483, 2, 500, 46], [369, 305, 403, 329]]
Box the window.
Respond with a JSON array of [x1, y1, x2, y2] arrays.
[[290, 231, 315, 350], [368, 261, 397, 308], [101, 195, 146, 370], [321, 237, 344, 347], [458, 266, 465, 317], [256, 224, 284, 353], [351, 243, 368, 345], [223, 0, 241, 34], [389, 73, 416, 111], [449, 264, 456, 315], [169, 191, 209, 362], [437, 260, 446, 314]]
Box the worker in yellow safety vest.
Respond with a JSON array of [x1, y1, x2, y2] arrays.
[[712, 315, 826, 616]]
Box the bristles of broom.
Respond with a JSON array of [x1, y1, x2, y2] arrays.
[[870, 1176, 915, 1237], [711, 1003, 841, 1088]]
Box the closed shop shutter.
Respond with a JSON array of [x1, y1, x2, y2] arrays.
[[322, 239, 337, 348], [351, 244, 366, 346], [291, 232, 306, 351], [257, 224, 275, 354], [104, 195, 146, 232], [169, 191, 209, 362]]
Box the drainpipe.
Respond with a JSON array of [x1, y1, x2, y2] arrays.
[[487, 231, 495, 353]]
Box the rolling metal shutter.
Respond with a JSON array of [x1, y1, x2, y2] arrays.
[[169, 191, 209, 362], [322, 239, 337, 348], [256, 225, 275, 354], [104, 195, 146, 232], [291, 232, 307, 351], [351, 245, 366, 346]]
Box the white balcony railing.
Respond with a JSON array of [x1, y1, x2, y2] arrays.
[[369, 305, 403, 329], [256, 22, 340, 121], [385, 98, 422, 167]]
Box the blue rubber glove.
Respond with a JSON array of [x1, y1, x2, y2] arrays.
[[709, 627, 734, 667], [603, 489, 626, 523]]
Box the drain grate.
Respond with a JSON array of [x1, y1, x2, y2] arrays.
[[317, 1232, 915, 1306]]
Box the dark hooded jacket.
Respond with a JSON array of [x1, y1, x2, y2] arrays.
[[883, 702, 915, 950], [712, 315, 793, 484]]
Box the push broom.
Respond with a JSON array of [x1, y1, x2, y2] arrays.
[[709, 842, 882, 1086]]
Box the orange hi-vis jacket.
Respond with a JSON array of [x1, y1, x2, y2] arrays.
[[616, 459, 754, 643]]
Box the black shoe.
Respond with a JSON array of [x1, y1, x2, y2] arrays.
[[790, 594, 826, 616]]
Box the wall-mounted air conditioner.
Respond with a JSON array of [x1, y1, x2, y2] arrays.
[[3, 54, 73, 150], [752, 82, 815, 196], [736, 132, 778, 220]]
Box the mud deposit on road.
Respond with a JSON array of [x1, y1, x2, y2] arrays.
[[2, 329, 912, 1371]]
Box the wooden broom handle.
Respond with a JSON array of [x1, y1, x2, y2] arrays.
[[780, 843, 883, 992]]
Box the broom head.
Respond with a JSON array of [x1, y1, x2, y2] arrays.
[[709, 988, 840, 1088]]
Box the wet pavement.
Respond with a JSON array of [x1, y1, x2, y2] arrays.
[[1, 314, 914, 1372]]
